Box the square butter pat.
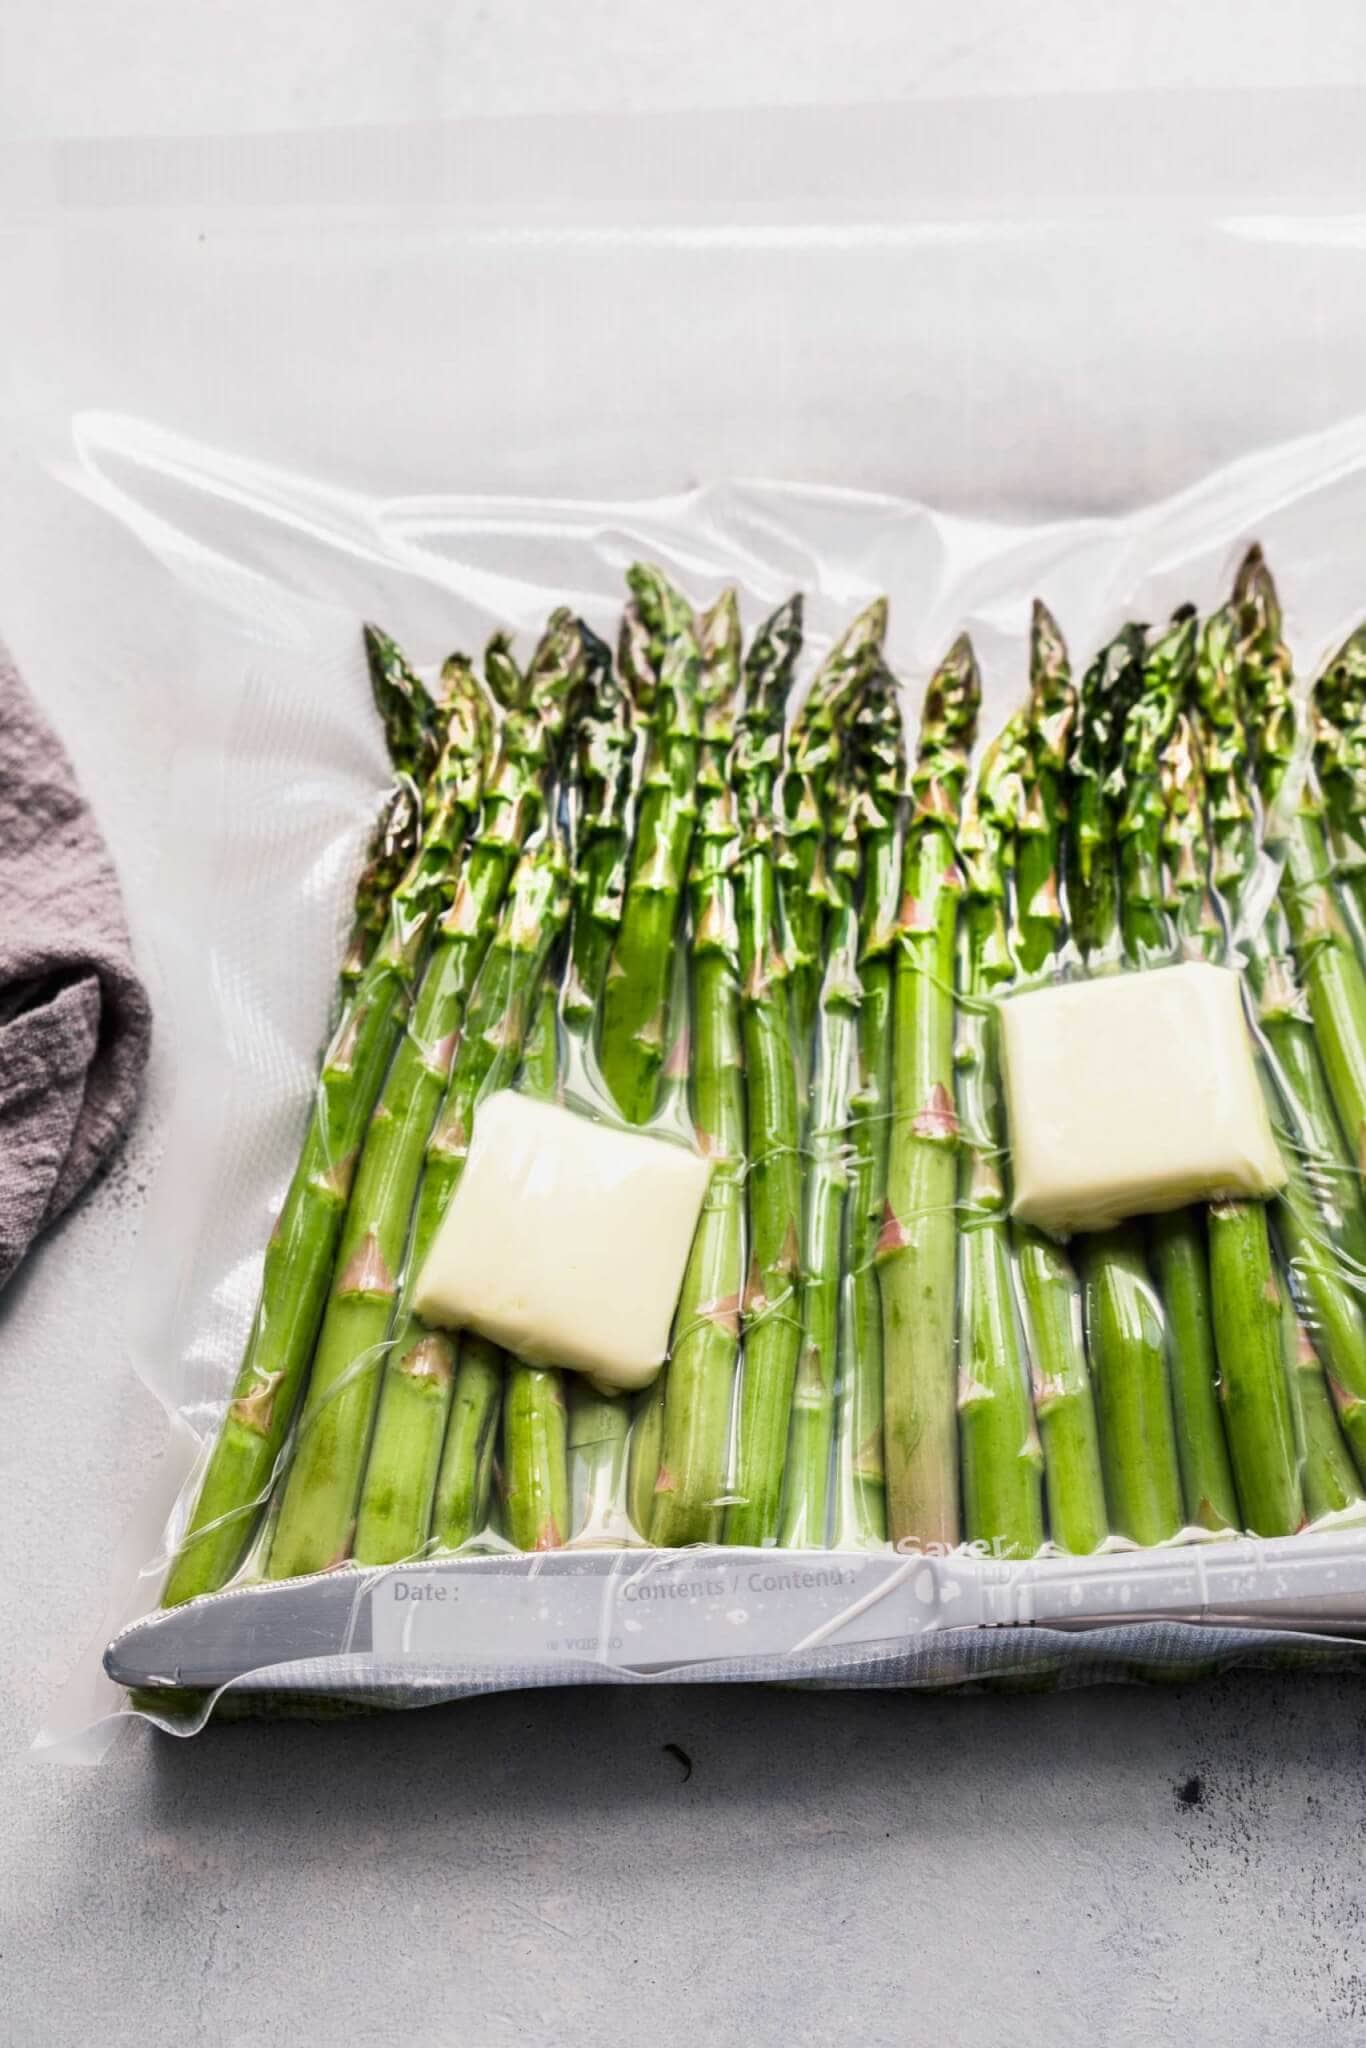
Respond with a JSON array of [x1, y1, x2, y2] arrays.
[[1001, 962, 1285, 1236], [413, 1090, 712, 1390]]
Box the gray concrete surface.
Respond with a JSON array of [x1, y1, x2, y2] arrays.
[[5, 8, 1366, 2045]]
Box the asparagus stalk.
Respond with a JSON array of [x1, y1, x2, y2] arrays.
[[878, 637, 980, 1551], [364, 623, 443, 788], [339, 781, 423, 991], [429, 1331, 503, 1551], [1066, 622, 1185, 1547], [1007, 606, 1109, 1555], [558, 619, 643, 1540], [626, 1376, 668, 1539], [777, 605, 888, 1546], [724, 598, 806, 1547], [502, 1360, 570, 1552], [1149, 1207, 1242, 1533], [831, 667, 905, 1548], [562, 617, 639, 1042], [568, 1382, 634, 1543], [1159, 717, 1224, 967], [1314, 626, 1366, 960], [601, 581, 713, 1540], [1077, 1224, 1187, 1545], [500, 972, 571, 1552], [1012, 602, 1071, 980], [1280, 1297, 1364, 1521], [1238, 547, 1366, 1172], [956, 733, 1044, 1559], [779, 750, 862, 1545], [627, 917, 704, 1532], [598, 567, 702, 1125], [1207, 1196, 1303, 1537], [1148, 696, 1243, 1534], [778, 602, 889, 1087], [340, 626, 446, 988], [267, 619, 587, 1580], [1116, 608, 1193, 959], [1065, 625, 1146, 970], [1019, 1226, 1108, 1555], [1271, 1138, 1366, 1483], [161, 655, 490, 1606], [651, 591, 747, 1546]]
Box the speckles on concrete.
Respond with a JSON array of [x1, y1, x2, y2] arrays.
[[6, 1658, 1366, 2046]]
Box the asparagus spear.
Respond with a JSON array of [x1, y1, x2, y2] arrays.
[[777, 605, 889, 1546], [724, 598, 806, 1547], [339, 780, 423, 991], [562, 617, 640, 1043], [568, 1383, 634, 1544], [831, 667, 905, 1548], [364, 623, 443, 787], [1116, 608, 1193, 959], [559, 619, 643, 1540], [598, 567, 701, 1125], [627, 918, 704, 1532], [1238, 547, 1366, 1172], [340, 627, 445, 988], [161, 655, 490, 1606], [267, 619, 587, 1579], [1066, 621, 1185, 1547], [1208, 1193, 1304, 1538], [1148, 694, 1243, 1534], [1280, 1297, 1364, 1521], [1270, 1159, 1366, 1483], [1012, 602, 1071, 981], [500, 972, 571, 1552], [1007, 606, 1109, 1556], [1314, 626, 1366, 959], [1159, 717, 1224, 966], [778, 601, 889, 1087], [1019, 1226, 1108, 1555], [429, 1331, 503, 1552], [878, 637, 980, 1551], [779, 745, 863, 1545], [956, 733, 1044, 1559], [1077, 1223, 1188, 1546], [503, 1359, 570, 1552], [651, 591, 747, 1546], [1065, 625, 1146, 970]]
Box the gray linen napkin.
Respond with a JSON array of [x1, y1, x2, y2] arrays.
[[0, 639, 151, 1288]]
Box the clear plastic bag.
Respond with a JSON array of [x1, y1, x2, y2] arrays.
[[11, 94, 1366, 1758]]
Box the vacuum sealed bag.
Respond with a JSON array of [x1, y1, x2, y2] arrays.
[[10, 90, 1366, 1755]]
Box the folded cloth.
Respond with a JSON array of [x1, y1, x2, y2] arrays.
[[0, 639, 152, 1289]]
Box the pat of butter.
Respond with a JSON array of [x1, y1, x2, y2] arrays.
[[1000, 963, 1285, 1237], [413, 1090, 712, 1390]]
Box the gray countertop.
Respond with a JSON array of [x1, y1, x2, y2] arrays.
[[5, 9, 1366, 2043]]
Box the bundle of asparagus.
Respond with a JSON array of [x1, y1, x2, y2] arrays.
[[163, 546, 1366, 1615]]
